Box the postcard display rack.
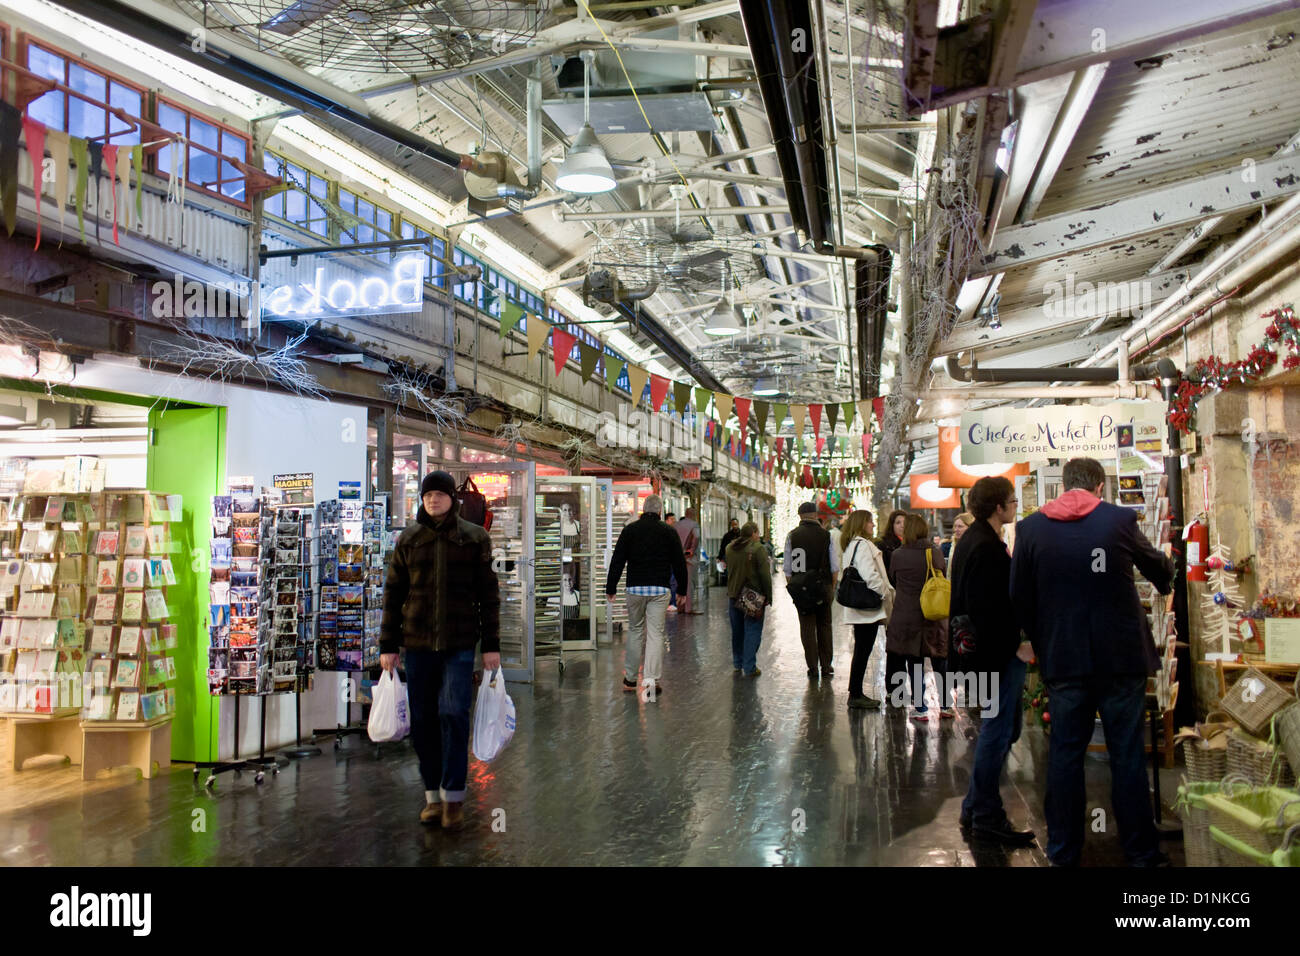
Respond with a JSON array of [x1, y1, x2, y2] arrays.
[[313, 499, 389, 749], [0, 491, 181, 778], [203, 485, 314, 784], [534, 504, 563, 671]]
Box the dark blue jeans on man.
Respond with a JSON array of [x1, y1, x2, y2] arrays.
[[1044, 674, 1160, 866], [403, 647, 475, 803], [961, 656, 1026, 826], [728, 599, 764, 674]]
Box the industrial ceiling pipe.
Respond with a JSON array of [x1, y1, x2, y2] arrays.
[[56, 0, 500, 181], [926, 384, 1165, 401], [738, 0, 836, 250], [856, 244, 891, 400]]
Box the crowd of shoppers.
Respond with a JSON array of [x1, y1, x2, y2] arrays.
[[383, 458, 1171, 866]]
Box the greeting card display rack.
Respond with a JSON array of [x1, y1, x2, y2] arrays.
[[0, 490, 181, 778], [533, 505, 563, 672], [269, 502, 319, 759]]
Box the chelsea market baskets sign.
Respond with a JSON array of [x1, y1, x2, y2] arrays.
[[960, 403, 1167, 465]]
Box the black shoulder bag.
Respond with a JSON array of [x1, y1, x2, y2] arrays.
[[836, 540, 883, 610]]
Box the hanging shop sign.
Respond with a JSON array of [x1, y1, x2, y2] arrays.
[[909, 473, 961, 509], [937, 425, 1029, 488], [263, 256, 425, 319], [959, 402, 1167, 465], [682, 462, 701, 481]]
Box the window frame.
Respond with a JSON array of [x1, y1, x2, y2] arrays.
[[153, 93, 253, 209], [21, 36, 146, 149]]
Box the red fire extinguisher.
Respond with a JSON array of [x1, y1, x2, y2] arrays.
[[1185, 518, 1209, 582]]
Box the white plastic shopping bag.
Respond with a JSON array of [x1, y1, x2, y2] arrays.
[[471, 667, 516, 763], [367, 669, 410, 743]]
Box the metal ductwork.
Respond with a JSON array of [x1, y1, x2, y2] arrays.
[[582, 269, 658, 307], [856, 245, 891, 400], [55, 0, 497, 182], [739, 0, 836, 251]]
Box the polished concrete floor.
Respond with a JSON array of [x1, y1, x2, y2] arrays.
[[0, 584, 1184, 866]]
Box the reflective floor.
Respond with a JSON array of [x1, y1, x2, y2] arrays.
[[0, 585, 1185, 866]]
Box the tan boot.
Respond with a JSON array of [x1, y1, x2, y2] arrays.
[[419, 802, 443, 824], [441, 801, 465, 831]]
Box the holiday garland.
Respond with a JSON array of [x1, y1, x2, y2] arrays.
[[1168, 305, 1300, 434]]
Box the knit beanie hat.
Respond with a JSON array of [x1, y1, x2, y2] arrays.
[[421, 470, 457, 498]]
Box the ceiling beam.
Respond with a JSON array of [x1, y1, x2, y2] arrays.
[[973, 332, 1119, 369], [937, 266, 1192, 354], [1013, 0, 1300, 86], [975, 153, 1300, 277], [559, 205, 790, 221]]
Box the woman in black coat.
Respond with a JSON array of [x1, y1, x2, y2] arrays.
[[877, 509, 908, 573], [885, 513, 953, 720]]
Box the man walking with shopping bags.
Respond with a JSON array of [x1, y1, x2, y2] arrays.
[[380, 471, 500, 831], [606, 494, 688, 698]]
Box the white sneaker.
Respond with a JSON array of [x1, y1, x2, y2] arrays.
[[666, 605, 677, 613]]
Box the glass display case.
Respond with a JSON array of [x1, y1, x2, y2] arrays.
[[536, 478, 598, 656]]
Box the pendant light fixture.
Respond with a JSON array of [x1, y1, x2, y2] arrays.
[[704, 261, 741, 336], [555, 52, 616, 195], [753, 377, 780, 396]]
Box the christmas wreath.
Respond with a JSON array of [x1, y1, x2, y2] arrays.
[[1168, 305, 1300, 434]]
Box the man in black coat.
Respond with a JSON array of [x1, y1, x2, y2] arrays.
[[606, 494, 688, 698], [1011, 457, 1174, 867], [718, 518, 742, 586], [380, 470, 500, 830], [950, 476, 1035, 846]]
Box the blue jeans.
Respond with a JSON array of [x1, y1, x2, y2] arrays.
[[403, 648, 475, 803], [728, 598, 764, 673], [1044, 674, 1159, 866], [961, 656, 1027, 826]]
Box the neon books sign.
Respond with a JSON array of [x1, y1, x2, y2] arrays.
[[263, 256, 425, 318]]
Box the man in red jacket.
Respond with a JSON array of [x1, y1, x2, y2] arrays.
[[1011, 457, 1173, 866]]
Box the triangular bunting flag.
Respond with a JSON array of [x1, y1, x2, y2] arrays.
[[527, 318, 550, 362], [552, 327, 576, 378], [733, 397, 751, 441], [842, 402, 856, 431], [102, 143, 119, 245], [606, 357, 627, 392], [809, 403, 822, 437], [47, 130, 68, 241], [579, 343, 601, 382], [771, 403, 788, 433], [816, 435, 826, 457], [694, 387, 712, 417], [131, 145, 144, 221], [500, 301, 525, 338], [857, 399, 872, 428], [21, 117, 44, 249], [755, 401, 769, 434], [714, 393, 734, 426], [116, 144, 132, 231], [872, 397, 886, 428], [649, 374, 670, 412], [775, 437, 784, 457], [86, 140, 102, 244], [862, 433, 873, 459], [69, 136, 89, 243], [673, 381, 692, 416], [627, 364, 650, 406], [826, 402, 838, 434], [790, 404, 807, 438]]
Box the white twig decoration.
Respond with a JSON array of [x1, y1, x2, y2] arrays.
[[381, 367, 467, 435], [149, 327, 326, 399]]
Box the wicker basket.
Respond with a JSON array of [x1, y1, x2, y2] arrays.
[[1211, 822, 1300, 867], [1202, 779, 1300, 860], [1274, 680, 1300, 776], [1227, 727, 1296, 788], [1179, 711, 1233, 782], [1220, 667, 1294, 736], [1177, 780, 1225, 867]]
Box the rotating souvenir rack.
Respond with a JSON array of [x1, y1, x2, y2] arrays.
[[0, 491, 180, 725], [198, 484, 296, 785], [313, 498, 390, 749], [269, 501, 319, 758]]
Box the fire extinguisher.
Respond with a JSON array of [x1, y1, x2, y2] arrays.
[[1185, 518, 1209, 582]]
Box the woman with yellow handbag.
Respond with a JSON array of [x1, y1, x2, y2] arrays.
[[885, 514, 954, 721]]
